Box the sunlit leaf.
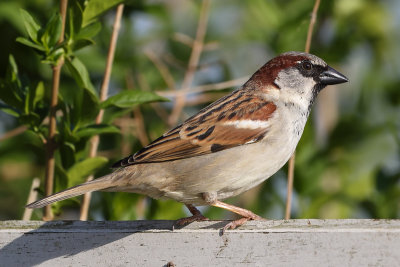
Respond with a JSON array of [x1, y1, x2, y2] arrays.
[[65, 56, 96, 95], [19, 9, 40, 43], [33, 82, 45, 108], [0, 102, 20, 117], [78, 22, 101, 39], [16, 37, 45, 51], [65, 57, 94, 93], [67, 157, 109, 187], [82, 0, 124, 27], [40, 13, 62, 48], [75, 124, 120, 138], [100, 90, 169, 109]]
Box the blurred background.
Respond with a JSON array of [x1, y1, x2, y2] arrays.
[[0, 0, 399, 221]]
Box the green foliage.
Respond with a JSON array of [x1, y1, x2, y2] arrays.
[[17, 9, 64, 65], [100, 90, 168, 109], [0, 0, 399, 221], [64, 56, 96, 92], [0, 0, 167, 220], [75, 124, 120, 138], [0, 55, 46, 132], [82, 0, 125, 27], [67, 157, 108, 188]]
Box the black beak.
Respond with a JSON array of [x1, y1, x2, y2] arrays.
[[319, 66, 349, 85]]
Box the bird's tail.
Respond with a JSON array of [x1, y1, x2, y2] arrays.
[[26, 174, 115, 209]]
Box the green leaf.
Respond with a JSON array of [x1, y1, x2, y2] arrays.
[[58, 118, 80, 144], [0, 102, 20, 117], [42, 47, 64, 65], [40, 13, 62, 49], [78, 22, 101, 39], [26, 81, 43, 113], [16, 37, 45, 51], [102, 106, 132, 124], [59, 82, 99, 127], [24, 83, 31, 114], [81, 86, 100, 124], [72, 38, 95, 51], [82, 0, 124, 27], [65, 56, 96, 95], [7, 54, 19, 79], [0, 55, 24, 110], [55, 162, 69, 192], [67, 157, 109, 187], [33, 81, 45, 108], [60, 142, 76, 169], [100, 90, 169, 109], [20, 9, 40, 43], [68, 0, 83, 40], [75, 124, 120, 138]]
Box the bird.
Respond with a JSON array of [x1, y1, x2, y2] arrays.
[[27, 51, 348, 231]]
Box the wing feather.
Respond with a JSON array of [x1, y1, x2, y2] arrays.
[[112, 89, 277, 167]]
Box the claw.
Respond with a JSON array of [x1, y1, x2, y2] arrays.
[[221, 215, 263, 235], [174, 204, 209, 228], [175, 213, 209, 227]]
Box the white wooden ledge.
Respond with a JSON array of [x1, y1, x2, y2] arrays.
[[1, 219, 399, 266]]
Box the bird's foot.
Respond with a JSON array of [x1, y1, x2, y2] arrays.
[[222, 214, 263, 233], [211, 200, 265, 234], [173, 204, 209, 229], [175, 213, 209, 227]]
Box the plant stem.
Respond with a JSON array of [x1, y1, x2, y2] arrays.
[[79, 4, 124, 220], [23, 178, 41, 220], [305, 0, 321, 54], [0, 125, 27, 142], [43, 0, 68, 221], [168, 0, 211, 126], [157, 77, 248, 97], [285, 0, 321, 220]]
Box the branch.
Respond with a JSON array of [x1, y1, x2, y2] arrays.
[[79, 4, 125, 220], [305, 0, 321, 54], [168, 0, 211, 126], [125, 70, 150, 147], [144, 49, 176, 91], [157, 77, 248, 97], [0, 125, 28, 142], [43, 0, 68, 221], [22, 178, 41, 220], [285, 0, 321, 220]]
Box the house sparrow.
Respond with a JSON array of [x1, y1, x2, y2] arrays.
[[27, 51, 348, 230]]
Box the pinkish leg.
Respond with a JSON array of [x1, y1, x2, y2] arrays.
[[212, 200, 264, 233]]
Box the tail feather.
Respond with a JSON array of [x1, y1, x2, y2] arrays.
[[26, 175, 113, 209]]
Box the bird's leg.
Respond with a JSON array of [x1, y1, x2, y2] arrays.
[[174, 204, 209, 227], [212, 200, 264, 232]]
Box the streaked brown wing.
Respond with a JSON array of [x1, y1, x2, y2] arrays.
[[112, 89, 276, 167]]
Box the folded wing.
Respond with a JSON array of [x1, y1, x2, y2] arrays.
[[112, 89, 277, 167]]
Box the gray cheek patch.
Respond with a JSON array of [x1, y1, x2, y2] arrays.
[[275, 68, 316, 94]]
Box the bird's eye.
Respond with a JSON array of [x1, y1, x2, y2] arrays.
[[302, 61, 313, 71]]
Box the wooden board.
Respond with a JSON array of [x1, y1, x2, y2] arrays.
[[1, 219, 399, 266]]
